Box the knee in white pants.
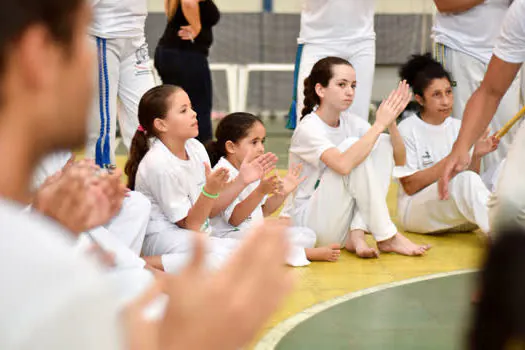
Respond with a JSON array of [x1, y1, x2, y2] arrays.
[[121, 191, 152, 217], [450, 171, 484, 194]]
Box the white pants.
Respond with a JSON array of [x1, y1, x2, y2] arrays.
[[437, 45, 521, 172], [489, 122, 525, 232], [105, 191, 151, 256], [142, 228, 239, 274], [86, 35, 156, 166], [296, 135, 397, 246], [217, 226, 315, 267], [398, 171, 491, 235], [296, 40, 375, 121]]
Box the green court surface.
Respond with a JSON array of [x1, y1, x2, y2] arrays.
[[273, 272, 476, 350]]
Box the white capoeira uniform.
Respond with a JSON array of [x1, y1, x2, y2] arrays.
[[293, 0, 375, 124], [487, 0, 525, 231], [210, 157, 315, 267], [433, 0, 519, 172], [32, 151, 152, 269], [135, 139, 238, 273], [281, 112, 398, 246], [395, 114, 492, 235], [87, 0, 156, 167], [0, 199, 123, 350]]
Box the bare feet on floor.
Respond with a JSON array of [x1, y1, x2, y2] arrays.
[[376, 233, 431, 256], [345, 229, 379, 259], [306, 244, 341, 262]]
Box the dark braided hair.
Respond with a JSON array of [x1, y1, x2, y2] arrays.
[[301, 56, 354, 119]]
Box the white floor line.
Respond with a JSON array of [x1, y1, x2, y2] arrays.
[[254, 269, 477, 350]]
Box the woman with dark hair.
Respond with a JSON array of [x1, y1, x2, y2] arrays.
[[154, 0, 220, 143], [395, 53, 499, 236]]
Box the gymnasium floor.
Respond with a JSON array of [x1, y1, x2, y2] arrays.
[[114, 117, 486, 350]]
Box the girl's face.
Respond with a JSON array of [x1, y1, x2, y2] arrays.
[[158, 89, 199, 140], [227, 122, 266, 166], [317, 64, 357, 112], [419, 77, 454, 120]]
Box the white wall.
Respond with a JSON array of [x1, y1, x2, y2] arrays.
[[149, 0, 435, 14]]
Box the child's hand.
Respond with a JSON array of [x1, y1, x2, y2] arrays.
[[204, 163, 230, 195], [257, 174, 282, 195], [238, 151, 278, 185], [474, 128, 499, 157], [281, 164, 306, 196]]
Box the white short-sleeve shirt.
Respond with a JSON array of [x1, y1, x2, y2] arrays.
[[0, 198, 123, 350], [493, 0, 525, 64], [282, 112, 371, 221], [89, 0, 148, 39], [433, 0, 512, 64], [210, 157, 265, 238], [298, 0, 375, 45], [136, 138, 211, 234]]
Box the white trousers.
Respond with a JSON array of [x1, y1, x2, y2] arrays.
[[86, 35, 156, 166], [437, 45, 521, 172], [105, 191, 151, 256], [489, 121, 525, 232], [296, 135, 397, 246], [142, 228, 239, 274], [217, 226, 316, 267], [296, 40, 375, 121], [398, 171, 491, 235]]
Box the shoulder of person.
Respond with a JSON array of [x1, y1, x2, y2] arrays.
[[397, 113, 420, 132]]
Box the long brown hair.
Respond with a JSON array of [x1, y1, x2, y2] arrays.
[[301, 56, 353, 119], [125, 84, 181, 190]]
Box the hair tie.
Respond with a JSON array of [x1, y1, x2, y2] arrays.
[[137, 125, 146, 134]]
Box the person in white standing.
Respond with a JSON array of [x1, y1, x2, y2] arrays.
[[395, 54, 499, 236], [87, 0, 156, 168], [288, 0, 375, 128], [283, 56, 431, 258], [207, 112, 342, 265], [440, 0, 525, 234], [432, 0, 518, 172]]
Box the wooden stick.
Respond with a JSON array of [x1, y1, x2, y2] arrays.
[[495, 105, 525, 139]]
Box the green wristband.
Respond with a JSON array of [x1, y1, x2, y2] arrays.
[[202, 187, 219, 199]]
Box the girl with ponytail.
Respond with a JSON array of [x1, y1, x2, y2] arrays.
[[283, 56, 430, 258], [395, 53, 499, 236], [125, 85, 249, 273], [208, 112, 341, 265]]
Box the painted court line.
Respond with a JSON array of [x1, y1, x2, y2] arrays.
[[254, 269, 477, 349]]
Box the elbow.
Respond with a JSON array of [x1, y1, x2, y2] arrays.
[[400, 178, 418, 196], [181, 0, 198, 8]]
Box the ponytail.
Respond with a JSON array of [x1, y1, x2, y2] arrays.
[[125, 130, 150, 190], [205, 140, 224, 167], [299, 56, 353, 121], [301, 76, 319, 119]]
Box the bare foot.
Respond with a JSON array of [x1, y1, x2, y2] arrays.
[[345, 229, 379, 259], [306, 244, 341, 262], [377, 233, 431, 256]]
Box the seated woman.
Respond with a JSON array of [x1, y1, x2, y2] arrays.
[[395, 53, 499, 236], [282, 56, 430, 258]]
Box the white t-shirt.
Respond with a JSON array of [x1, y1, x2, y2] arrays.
[[0, 198, 123, 350], [32, 151, 72, 190], [210, 157, 265, 238], [433, 0, 512, 64], [89, 0, 148, 39], [298, 0, 375, 45], [136, 138, 211, 234], [396, 114, 462, 214], [282, 112, 371, 222], [494, 0, 525, 63]]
